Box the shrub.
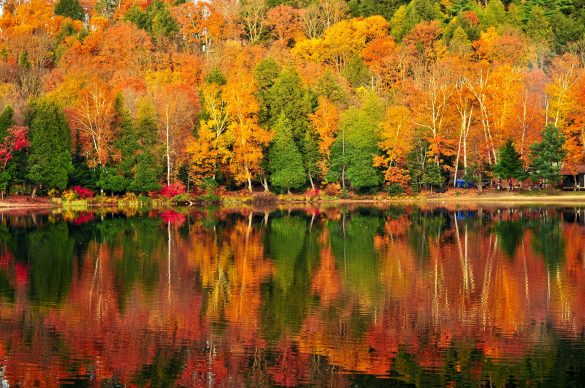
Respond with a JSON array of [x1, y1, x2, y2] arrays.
[[71, 186, 94, 199], [305, 187, 320, 197], [62, 190, 76, 202], [386, 183, 404, 196], [323, 183, 341, 196], [159, 182, 186, 198], [48, 189, 60, 199]]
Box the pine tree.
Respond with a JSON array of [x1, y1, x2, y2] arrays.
[[529, 125, 566, 187], [0, 106, 14, 140], [265, 68, 312, 142], [315, 71, 348, 106], [98, 96, 139, 194], [448, 26, 472, 55], [525, 6, 553, 44], [493, 139, 525, 190], [0, 106, 15, 196], [129, 104, 161, 193], [27, 100, 73, 194], [54, 0, 85, 21], [483, 0, 508, 28], [422, 162, 444, 193], [269, 114, 306, 193]]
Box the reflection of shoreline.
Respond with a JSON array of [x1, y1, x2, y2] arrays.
[[0, 206, 583, 385]]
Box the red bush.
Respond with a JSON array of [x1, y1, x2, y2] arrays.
[[71, 186, 94, 199], [305, 188, 320, 197], [159, 182, 186, 198]]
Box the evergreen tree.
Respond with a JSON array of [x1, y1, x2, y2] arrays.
[[348, 0, 407, 21], [255, 57, 280, 125], [421, 162, 444, 193], [129, 104, 161, 193], [269, 114, 306, 193], [125, 0, 178, 41], [55, 0, 85, 21], [493, 139, 525, 190], [315, 71, 348, 106], [529, 125, 566, 187], [0, 106, 14, 140], [342, 56, 372, 87], [98, 96, 139, 194], [448, 26, 472, 55], [482, 0, 508, 28], [265, 68, 312, 142], [328, 91, 384, 190], [27, 100, 73, 194], [525, 6, 553, 44], [0, 106, 14, 196]]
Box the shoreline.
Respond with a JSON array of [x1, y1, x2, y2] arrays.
[[2, 191, 585, 211]]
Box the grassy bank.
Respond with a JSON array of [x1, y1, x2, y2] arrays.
[[3, 189, 585, 210]]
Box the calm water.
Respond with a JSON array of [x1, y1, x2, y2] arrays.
[[0, 205, 584, 386]]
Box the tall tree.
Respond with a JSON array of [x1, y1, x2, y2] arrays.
[[268, 114, 306, 193], [529, 125, 566, 187], [129, 103, 162, 193], [54, 0, 85, 21], [493, 139, 525, 190], [328, 91, 384, 190], [27, 100, 73, 195]]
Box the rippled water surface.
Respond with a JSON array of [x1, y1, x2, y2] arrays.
[[0, 205, 584, 386]]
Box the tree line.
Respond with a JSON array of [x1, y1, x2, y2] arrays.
[[0, 0, 585, 196]]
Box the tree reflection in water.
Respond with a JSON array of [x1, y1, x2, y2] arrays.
[[0, 205, 583, 386]]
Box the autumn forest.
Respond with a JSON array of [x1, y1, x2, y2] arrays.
[[1, 0, 585, 197]]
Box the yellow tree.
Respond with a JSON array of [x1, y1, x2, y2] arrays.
[[223, 71, 271, 192], [374, 105, 413, 188], [188, 81, 230, 182], [72, 79, 116, 168], [292, 15, 388, 71], [546, 54, 580, 129], [308, 96, 339, 177]]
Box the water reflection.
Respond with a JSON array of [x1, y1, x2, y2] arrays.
[[0, 205, 584, 386]]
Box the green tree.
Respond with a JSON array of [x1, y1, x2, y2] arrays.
[[328, 91, 384, 190], [265, 68, 312, 142], [125, 0, 178, 41], [482, 0, 508, 29], [421, 162, 444, 193], [315, 70, 348, 106], [27, 99, 73, 194], [130, 104, 161, 193], [269, 114, 306, 193], [98, 96, 139, 194], [0, 106, 14, 140], [448, 26, 472, 55], [55, 0, 85, 21], [529, 125, 566, 187], [255, 57, 280, 125], [342, 56, 372, 88], [0, 106, 15, 197], [493, 139, 525, 191]]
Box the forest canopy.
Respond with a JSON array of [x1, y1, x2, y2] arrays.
[[1, 0, 585, 195]]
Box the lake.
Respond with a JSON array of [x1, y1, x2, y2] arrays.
[[0, 204, 584, 386]]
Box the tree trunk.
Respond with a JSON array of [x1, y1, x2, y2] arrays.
[[31, 186, 37, 199], [308, 173, 315, 190], [262, 177, 269, 192]]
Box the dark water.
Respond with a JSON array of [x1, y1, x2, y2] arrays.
[[0, 205, 584, 387]]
